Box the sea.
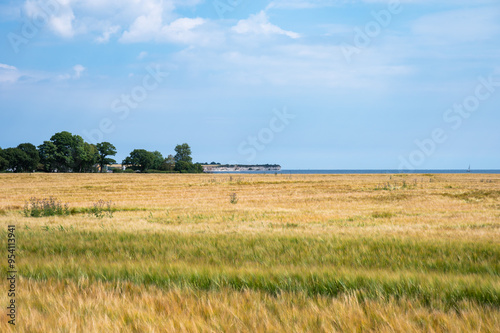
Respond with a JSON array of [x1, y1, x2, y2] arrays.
[[212, 169, 500, 175]]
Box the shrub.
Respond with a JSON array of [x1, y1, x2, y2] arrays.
[[229, 193, 239, 204], [174, 161, 204, 173], [23, 197, 69, 217], [88, 200, 114, 219]]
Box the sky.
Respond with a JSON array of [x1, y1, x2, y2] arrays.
[[0, 0, 499, 170]]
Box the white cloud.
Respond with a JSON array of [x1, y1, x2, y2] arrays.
[[57, 64, 86, 80], [20, 0, 200, 42], [73, 64, 85, 78], [138, 51, 148, 60], [23, 0, 76, 37], [95, 25, 120, 43], [120, 3, 163, 43], [0, 64, 19, 83], [50, 11, 76, 38], [160, 17, 207, 44], [0, 64, 59, 84], [0, 64, 17, 71], [232, 11, 300, 39], [120, 2, 216, 46]]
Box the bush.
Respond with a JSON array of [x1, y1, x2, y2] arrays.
[[23, 197, 69, 217], [229, 193, 239, 204], [174, 161, 204, 173], [88, 200, 114, 219]]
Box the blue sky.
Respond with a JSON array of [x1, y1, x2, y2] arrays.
[[1, 0, 499, 169]]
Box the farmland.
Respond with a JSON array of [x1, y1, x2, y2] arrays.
[[0, 173, 499, 332]]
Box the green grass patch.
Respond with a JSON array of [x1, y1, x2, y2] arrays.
[[8, 230, 499, 275], [371, 211, 396, 219], [5, 228, 499, 310], [19, 261, 500, 309]]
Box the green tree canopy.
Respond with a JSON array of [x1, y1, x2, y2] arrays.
[[17, 143, 40, 172], [161, 154, 176, 172], [151, 151, 164, 170], [1, 148, 28, 172], [0, 144, 40, 173], [48, 131, 98, 172], [174, 161, 204, 173], [38, 141, 58, 172], [96, 142, 117, 173], [50, 131, 75, 172], [76, 142, 99, 173], [0, 148, 8, 171], [123, 149, 156, 172], [174, 143, 193, 163]]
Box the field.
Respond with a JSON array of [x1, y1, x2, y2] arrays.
[[0, 173, 499, 332]]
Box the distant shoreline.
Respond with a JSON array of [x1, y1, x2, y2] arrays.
[[203, 164, 281, 172], [211, 169, 500, 175]]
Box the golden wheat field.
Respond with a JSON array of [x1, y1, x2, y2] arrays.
[[0, 173, 499, 332]]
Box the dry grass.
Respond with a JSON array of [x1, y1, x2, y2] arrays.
[[0, 173, 499, 332], [0, 278, 498, 333]]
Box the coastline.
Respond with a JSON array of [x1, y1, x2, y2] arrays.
[[211, 169, 500, 174]]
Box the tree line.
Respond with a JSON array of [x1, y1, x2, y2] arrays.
[[0, 131, 203, 173]]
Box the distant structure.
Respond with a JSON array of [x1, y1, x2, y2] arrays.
[[107, 164, 127, 172], [202, 164, 281, 172]]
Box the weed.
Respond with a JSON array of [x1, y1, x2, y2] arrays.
[[230, 193, 239, 204], [23, 197, 70, 217], [88, 200, 114, 219]]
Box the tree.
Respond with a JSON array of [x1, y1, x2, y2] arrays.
[[77, 143, 99, 173], [38, 141, 58, 172], [161, 154, 176, 171], [96, 142, 117, 173], [174, 161, 204, 173], [0, 148, 7, 171], [174, 143, 192, 163], [122, 149, 155, 172], [174, 161, 190, 173], [49, 131, 98, 172], [151, 151, 164, 170], [50, 131, 75, 172], [17, 143, 40, 172], [1, 148, 28, 172], [172, 144, 203, 173], [69, 134, 90, 172]]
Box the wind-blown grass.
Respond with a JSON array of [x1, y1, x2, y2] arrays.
[[0, 173, 498, 332]]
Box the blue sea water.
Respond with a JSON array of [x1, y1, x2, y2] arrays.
[[212, 169, 500, 174]]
